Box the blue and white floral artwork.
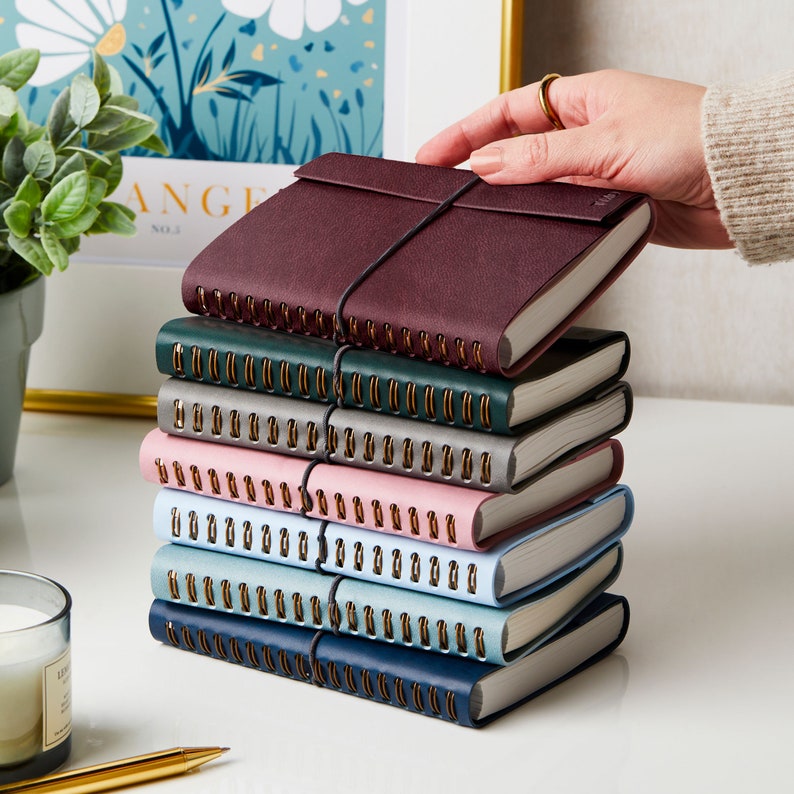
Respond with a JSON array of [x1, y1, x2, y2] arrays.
[[2, 0, 386, 164]]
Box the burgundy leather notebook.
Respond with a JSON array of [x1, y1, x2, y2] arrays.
[[182, 153, 655, 376]]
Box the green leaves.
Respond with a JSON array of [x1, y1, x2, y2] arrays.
[[0, 47, 168, 288]]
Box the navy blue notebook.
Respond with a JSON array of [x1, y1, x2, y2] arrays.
[[148, 592, 628, 728]]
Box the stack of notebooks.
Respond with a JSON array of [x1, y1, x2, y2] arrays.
[[139, 153, 654, 727]]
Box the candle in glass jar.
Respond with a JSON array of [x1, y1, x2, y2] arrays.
[[0, 572, 71, 784]]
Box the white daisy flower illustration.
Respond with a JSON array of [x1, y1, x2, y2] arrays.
[[221, 0, 369, 40], [14, 0, 128, 86]]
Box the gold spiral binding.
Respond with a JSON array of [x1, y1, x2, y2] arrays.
[[243, 355, 256, 388], [192, 404, 203, 433], [246, 411, 260, 443], [402, 438, 413, 469], [421, 441, 433, 474], [372, 500, 384, 528], [461, 449, 473, 482], [208, 468, 221, 495], [372, 546, 383, 576], [382, 435, 394, 466], [334, 492, 346, 521], [156, 458, 168, 484], [455, 337, 467, 367], [190, 345, 202, 379], [181, 625, 195, 651], [262, 479, 275, 506], [343, 427, 355, 459], [314, 308, 327, 337], [446, 691, 458, 722], [437, 620, 449, 651], [274, 589, 286, 620], [461, 391, 473, 426], [195, 285, 208, 314], [170, 507, 181, 538], [437, 333, 449, 364], [351, 372, 363, 405], [278, 648, 292, 677], [426, 511, 438, 540], [352, 496, 365, 525], [230, 292, 242, 322], [401, 327, 413, 355], [293, 593, 304, 624], [190, 465, 203, 491], [226, 472, 239, 499], [419, 330, 432, 359], [279, 301, 292, 329], [188, 511, 199, 541], [390, 503, 401, 532], [226, 352, 238, 386], [383, 323, 396, 352], [297, 305, 309, 334], [262, 645, 276, 672], [472, 341, 484, 370], [229, 636, 244, 664], [172, 343, 185, 377], [441, 444, 454, 478], [424, 385, 436, 420], [353, 541, 364, 571], [310, 595, 322, 627], [442, 388, 454, 424], [343, 664, 357, 693], [345, 601, 357, 632], [197, 629, 211, 655], [298, 531, 308, 562], [377, 672, 391, 701], [387, 379, 399, 413], [473, 627, 486, 660], [186, 573, 197, 603], [267, 416, 278, 445], [480, 452, 492, 486], [246, 296, 259, 326], [297, 363, 310, 396], [210, 405, 222, 436], [173, 461, 186, 487], [382, 608, 393, 641], [363, 605, 375, 637], [173, 399, 184, 430], [369, 375, 381, 410], [256, 585, 268, 616], [279, 360, 291, 394], [279, 527, 289, 558], [229, 409, 241, 439], [261, 524, 271, 554], [391, 549, 402, 579], [410, 552, 421, 583], [262, 357, 274, 391], [408, 506, 419, 535], [365, 319, 378, 347], [295, 653, 310, 680], [245, 640, 259, 668], [280, 482, 292, 510], [316, 489, 328, 516], [316, 366, 328, 400], [428, 685, 441, 715], [306, 421, 318, 452], [221, 579, 233, 610], [362, 432, 374, 462], [445, 515, 457, 545], [311, 659, 326, 686], [348, 316, 361, 345], [411, 681, 424, 712], [208, 348, 220, 383], [418, 616, 430, 648], [244, 475, 256, 502], [203, 576, 215, 606], [455, 623, 467, 654], [429, 556, 440, 588], [326, 425, 338, 455], [334, 538, 345, 568], [394, 678, 407, 708], [448, 561, 459, 591], [400, 612, 413, 645], [329, 600, 341, 630], [361, 668, 375, 699], [405, 382, 418, 417], [239, 583, 251, 613], [467, 564, 478, 595], [286, 418, 298, 450], [224, 516, 235, 546], [213, 634, 228, 660], [167, 569, 180, 600]]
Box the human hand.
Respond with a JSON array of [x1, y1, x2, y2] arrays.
[[416, 70, 732, 250]]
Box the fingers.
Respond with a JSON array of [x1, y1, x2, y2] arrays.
[[416, 74, 587, 167]]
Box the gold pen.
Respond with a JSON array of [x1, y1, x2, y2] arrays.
[[0, 747, 229, 794]]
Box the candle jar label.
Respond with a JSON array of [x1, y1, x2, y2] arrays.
[[43, 647, 72, 750]]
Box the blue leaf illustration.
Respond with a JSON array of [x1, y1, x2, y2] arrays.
[[239, 19, 256, 35], [324, 40, 335, 52], [222, 41, 236, 72], [350, 60, 364, 73], [339, 100, 350, 115], [304, 42, 314, 52], [182, 39, 193, 50], [288, 55, 303, 72]]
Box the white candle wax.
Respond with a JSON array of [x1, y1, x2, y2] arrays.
[[0, 605, 70, 767]]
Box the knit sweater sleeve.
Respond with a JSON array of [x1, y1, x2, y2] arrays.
[[702, 70, 794, 265]]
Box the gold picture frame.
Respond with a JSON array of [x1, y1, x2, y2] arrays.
[[24, 0, 525, 420]]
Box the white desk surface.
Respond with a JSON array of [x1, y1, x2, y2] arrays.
[[2, 397, 792, 794]]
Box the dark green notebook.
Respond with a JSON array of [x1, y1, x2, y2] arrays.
[[156, 317, 629, 434]]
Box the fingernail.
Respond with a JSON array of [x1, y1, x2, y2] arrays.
[[469, 147, 503, 176]]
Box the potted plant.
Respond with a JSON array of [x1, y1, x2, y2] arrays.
[[0, 47, 166, 484]]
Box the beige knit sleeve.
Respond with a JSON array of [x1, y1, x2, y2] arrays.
[[702, 70, 794, 265]]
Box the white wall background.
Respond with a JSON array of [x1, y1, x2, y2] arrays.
[[520, 0, 794, 404]]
